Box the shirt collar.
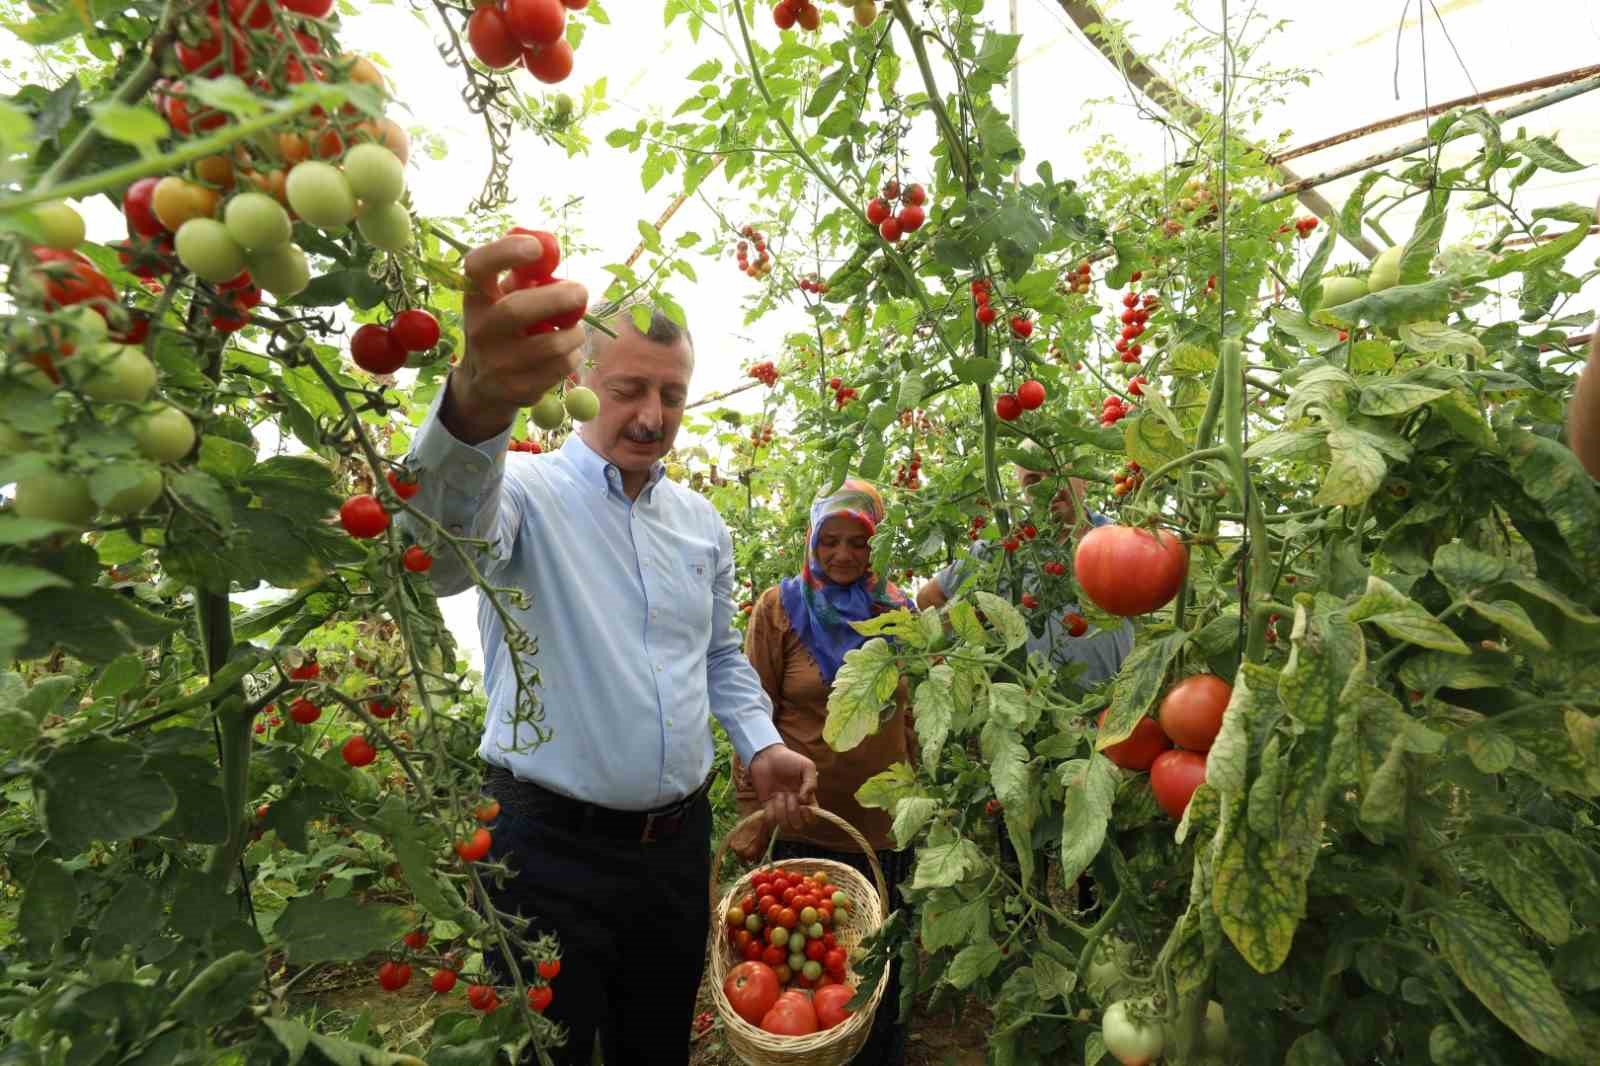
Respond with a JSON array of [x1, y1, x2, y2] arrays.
[[560, 433, 667, 501]]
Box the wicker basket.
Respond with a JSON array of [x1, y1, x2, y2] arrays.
[[707, 808, 890, 1066]]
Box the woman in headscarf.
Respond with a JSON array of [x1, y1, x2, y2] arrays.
[[729, 478, 914, 1065]]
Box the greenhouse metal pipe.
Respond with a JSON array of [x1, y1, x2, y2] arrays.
[[1262, 74, 1600, 205], [1054, 0, 1382, 259], [1273, 64, 1600, 164]]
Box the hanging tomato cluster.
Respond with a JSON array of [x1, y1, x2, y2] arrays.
[[1057, 258, 1092, 295], [464, 0, 586, 83], [893, 452, 922, 491], [350, 309, 439, 375], [865, 179, 925, 243], [828, 376, 857, 408], [735, 225, 772, 278], [747, 359, 779, 387]]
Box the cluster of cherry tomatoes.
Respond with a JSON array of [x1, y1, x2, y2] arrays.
[[464, 0, 587, 84], [827, 376, 858, 408], [1112, 461, 1143, 498], [994, 378, 1046, 422], [1097, 673, 1233, 819], [349, 309, 440, 375], [892, 452, 923, 491], [865, 179, 926, 243], [797, 274, 830, 295], [507, 438, 544, 453], [747, 422, 776, 449], [1058, 258, 1093, 295], [733, 224, 773, 279], [1100, 393, 1132, 428], [747, 360, 779, 387], [1277, 215, 1320, 238]]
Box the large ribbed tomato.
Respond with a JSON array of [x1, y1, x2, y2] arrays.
[[1073, 525, 1188, 616]]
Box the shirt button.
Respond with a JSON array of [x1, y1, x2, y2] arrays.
[[655, 664, 663, 672]]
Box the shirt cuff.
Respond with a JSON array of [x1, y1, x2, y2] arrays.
[[410, 376, 516, 474], [726, 713, 784, 767]]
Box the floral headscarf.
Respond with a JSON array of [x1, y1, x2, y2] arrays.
[[778, 479, 913, 682]]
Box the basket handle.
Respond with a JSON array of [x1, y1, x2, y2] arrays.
[[710, 807, 890, 916]]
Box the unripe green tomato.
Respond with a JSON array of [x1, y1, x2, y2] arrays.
[[552, 93, 574, 118], [223, 192, 293, 252], [563, 385, 599, 421], [35, 201, 86, 250], [770, 926, 789, 948], [246, 243, 311, 298], [356, 201, 413, 252], [788, 952, 805, 972], [13, 475, 96, 527], [801, 960, 822, 981], [129, 405, 196, 463], [285, 161, 357, 229], [341, 143, 405, 206], [1118, 362, 1139, 379], [62, 305, 108, 346], [1368, 246, 1403, 292], [175, 218, 247, 283], [75, 344, 158, 403], [807, 921, 824, 940], [103, 466, 165, 516], [530, 390, 566, 430]]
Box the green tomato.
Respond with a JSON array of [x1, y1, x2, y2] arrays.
[[1367, 246, 1404, 292], [744, 914, 762, 934], [807, 921, 824, 940], [801, 960, 822, 981], [129, 405, 196, 463], [246, 243, 311, 298], [1310, 274, 1369, 327], [35, 201, 86, 250], [341, 143, 405, 206], [530, 389, 567, 430], [356, 201, 413, 252], [563, 385, 600, 422], [223, 192, 293, 252], [13, 475, 96, 527], [1102, 999, 1166, 1066], [769, 926, 789, 948], [1200, 1000, 1228, 1055], [285, 161, 356, 229], [103, 466, 165, 516], [799, 906, 818, 926], [74, 344, 157, 404], [175, 218, 246, 283], [787, 952, 805, 973]]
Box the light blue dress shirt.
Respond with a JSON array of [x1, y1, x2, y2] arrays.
[[402, 389, 782, 811]]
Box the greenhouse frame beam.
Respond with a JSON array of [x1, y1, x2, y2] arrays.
[[1055, 0, 1382, 259], [1274, 63, 1600, 164]]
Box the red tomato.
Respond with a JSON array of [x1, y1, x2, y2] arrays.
[[124, 177, 165, 237], [340, 494, 390, 539], [814, 984, 854, 1030], [1064, 612, 1089, 637], [761, 945, 785, 968], [527, 985, 552, 1012], [504, 0, 565, 45], [390, 308, 441, 351], [289, 660, 320, 680], [1097, 708, 1171, 771], [1073, 525, 1189, 617], [402, 930, 428, 950], [466, 983, 498, 1011], [804, 940, 826, 961], [778, 908, 798, 929], [289, 698, 320, 724], [781, 886, 798, 905], [350, 322, 408, 374], [1017, 379, 1047, 409], [454, 827, 492, 862], [377, 960, 411, 991], [1151, 749, 1208, 819], [387, 470, 421, 500], [1158, 674, 1233, 752], [735, 929, 753, 950], [31, 248, 115, 310], [537, 959, 561, 981], [742, 940, 763, 962], [369, 699, 399, 719], [431, 969, 457, 994], [723, 961, 781, 1026], [466, 5, 523, 68], [341, 736, 377, 767], [507, 227, 562, 282], [522, 38, 573, 84], [402, 546, 433, 573], [995, 393, 1022, 421], [760, 992, 818, 1036], [740, 894, 758, 914]]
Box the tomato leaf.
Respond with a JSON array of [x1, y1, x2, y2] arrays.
[[1347, 576, 1471, 654], [945, 939, 1003, 990], [890, 796, 940, 849], [920, 889, 990, 952], [824, 637, 901, 752], [855, 762, 921, 812], [274, 894, 415, 965], [1057, 754, 1117, 888], [38, 738, 176, 852], [1430, 898, 1582, 1058], [914, 665, 956, 766], [1097, 628, 1187, 750], [1477, 840, 1572, 946], [910, 837, 985, 891], [18, 857, 76, 950], [1500, 419, 1600, 586], [1284, 1030, 1344, 1066], [1356, 380, 1449, 417]]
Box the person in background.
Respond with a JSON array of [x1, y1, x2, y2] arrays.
[[398, 234, 817, 1066], [916, 456, 1133, 688], [1565, 329, 1600, 479], [728, 478, 915, 1066]]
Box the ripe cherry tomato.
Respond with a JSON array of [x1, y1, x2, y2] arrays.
[[390, 308, 441, 351], [1064, 612, 1089, 637], [31, 248, 115, 310], [537, 958, 561, 981], [1017, 379, 1046, 410], [473, 798, 501, 822], [289, 697, 320, 724], [350, 323, 407, 375], [466, 983, 498, 1011], [995, 393, 1022, 421], [341, 736, 377, 767], [527, 985, 553, 1012], [522, 38, 573, 84], [339, 494, 390, 539], [467, 6, 523, 68], [454, 827, 492, 862], [504, 0, 565, 46], [402, 545, 433, 573], [123, 177, 165, 238], [368, 698, 399, 719], [431, 969, 458, 994], [387, 470, 421, 499], [402, 930, 428, 950], [1096, 708, 1171, 771], [289, 659, 320, 681]]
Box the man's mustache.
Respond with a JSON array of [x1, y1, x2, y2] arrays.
[[623, 426, 664, 444]]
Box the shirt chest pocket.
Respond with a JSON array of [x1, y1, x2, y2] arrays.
[[661, 543, 717, 632]]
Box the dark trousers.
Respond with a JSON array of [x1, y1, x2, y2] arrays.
[[770, 839, 912, 1066], [480, 772, 712, 1066]]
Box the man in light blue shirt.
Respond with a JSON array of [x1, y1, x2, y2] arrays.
[[400, 235, 816, 1065]]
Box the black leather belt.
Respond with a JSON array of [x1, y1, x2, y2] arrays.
[[483, 765, 712, 844]]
